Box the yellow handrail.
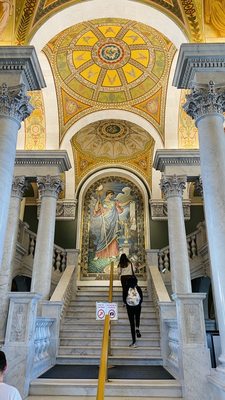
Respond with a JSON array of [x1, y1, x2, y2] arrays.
[[96, 261, 114, 400]]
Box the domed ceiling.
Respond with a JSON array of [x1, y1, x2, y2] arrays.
[[43, 18, 176, 143], [71, 119, 155, 187]]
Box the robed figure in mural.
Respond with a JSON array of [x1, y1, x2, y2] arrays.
[[93, 188, 123, 260]]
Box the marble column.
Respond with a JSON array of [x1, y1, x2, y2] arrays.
[[184, 81, 225, 373], [31, 175, 62, 299], [160, 174, 192, 294], [0, 176, 27, 342], [0, 84, 33, 268]]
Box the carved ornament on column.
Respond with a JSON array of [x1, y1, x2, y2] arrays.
[[194, 176, 203, 197], [160, 175, 186, 199], [183, 81, 225, 123], [37, 175, 63, 199], [0, 83, 33, 125], [11, 176, 27, 199]]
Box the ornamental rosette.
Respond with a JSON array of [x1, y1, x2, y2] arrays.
[[0, 83, 34, 123], [183, 81, 225, 122], [37, 175, 63, 199], [160, 175, 186, 199]]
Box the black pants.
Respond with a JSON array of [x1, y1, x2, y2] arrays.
[[126, 304, 141, 343], [121, 275, 133, 304]]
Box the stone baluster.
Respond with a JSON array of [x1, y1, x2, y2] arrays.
[[0, 176, 27, 342], [160, 175, 192, 294], [31, 175, 63, 299], [184, 80, 225, 375]]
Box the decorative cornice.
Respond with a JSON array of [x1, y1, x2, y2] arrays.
[[160, 175, 186, 199], [183, 81, 225, 122], [37, 175, 63, 199], [11, 176, 27, 199], [0, 84, 33, 124], [0, 46, 46, 90], [150, 199, 190, 220], [15, 150, 72, 173], [173, 43, 225, 89], [153, 149, 200, 172]]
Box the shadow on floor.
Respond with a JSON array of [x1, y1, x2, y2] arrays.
[[39, 365, 175, 380]]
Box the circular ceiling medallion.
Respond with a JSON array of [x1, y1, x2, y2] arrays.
[[92, 38, 130, 69], [100, 121, 128, 139]]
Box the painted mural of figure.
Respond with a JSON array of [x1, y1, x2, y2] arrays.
[[93, 189, 123, 260], [205, 0, 225, 37], [0, 0, 12, 37]]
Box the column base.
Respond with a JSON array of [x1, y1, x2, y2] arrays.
[[208, 369, 225, 400]]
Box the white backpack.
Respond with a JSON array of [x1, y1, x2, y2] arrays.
[[126, 287, 141, 306]]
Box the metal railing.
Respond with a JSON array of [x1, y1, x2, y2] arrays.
[[96, 261, 114, 400]]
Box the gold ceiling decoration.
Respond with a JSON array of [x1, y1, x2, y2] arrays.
[[13, 0, 204, 45], [44, 18, 176, 144], [178, 89, 199, 149], [71, 119, 155, 187]]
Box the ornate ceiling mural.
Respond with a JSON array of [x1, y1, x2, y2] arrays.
[[25, 91, 46, 150], [71, 119, 155, 187], [44, 18, 176, 143]]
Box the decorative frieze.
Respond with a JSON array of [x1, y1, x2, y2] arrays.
[[160, 175, 187, 199], [150, 199, 190, 220], [153, 149, 200, 173], [37, 175, 63, 199], [11, 176, 27, 199], [0, 83, 33, 124], [37, 199, 77, 220], [183, 81, 225, 122]]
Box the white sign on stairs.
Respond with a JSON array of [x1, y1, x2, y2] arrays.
[[96, 302, 118, 320]]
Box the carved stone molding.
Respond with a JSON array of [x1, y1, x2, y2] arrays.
[[0, 83, 33, 124], [183, 81, 225, 122], [37, 175, 63, 199], [0, 46, 46, 90], [160, 175, 187, 199], [11, 176, 27, 199], [173, 43, 225, 89], [37, 199, 77, 220], [150, 199, 191, 220], [153, 149, 200, 173], [15, 150, 71, 175]]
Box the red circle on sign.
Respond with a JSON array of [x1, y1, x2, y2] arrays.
[[97, 309, 105, 319]]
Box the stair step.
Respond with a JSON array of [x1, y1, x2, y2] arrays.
[[60, 338, 160, 347], [29, 379, 182, 397], [58, 345, 161, 357], [60, 329, 160, 339], [56, 355, 163, 366]]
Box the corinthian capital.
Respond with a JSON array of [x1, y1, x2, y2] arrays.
[[183, 81, 225, 122], [160, 175, 186, 199], [37, 175, 63, 199], [0, 83, 33, 125], [11, 176, 27, 199]]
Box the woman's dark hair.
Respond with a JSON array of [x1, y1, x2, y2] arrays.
[[0, 351, 7, 372], [118, 253, 130, 268], [105, 190, 114, 197]]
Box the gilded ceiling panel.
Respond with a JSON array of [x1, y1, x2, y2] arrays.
[[178, 89, 199, 149], [44, 18, 176, 143], [71, 119, 155, 187]]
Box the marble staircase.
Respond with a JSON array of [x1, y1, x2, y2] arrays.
[[28, 286, 183, 398]]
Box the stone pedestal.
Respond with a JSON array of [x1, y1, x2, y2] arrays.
[[3, 292, 41, 398], [0, 176, 27, 342], [172, 293, 212, 400], [31, 175, 62, 299]]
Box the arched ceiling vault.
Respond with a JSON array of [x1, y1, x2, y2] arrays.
[[15, 0, 203, 45], [43, 18, 176, 144], [71, 119, 155, 188]]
